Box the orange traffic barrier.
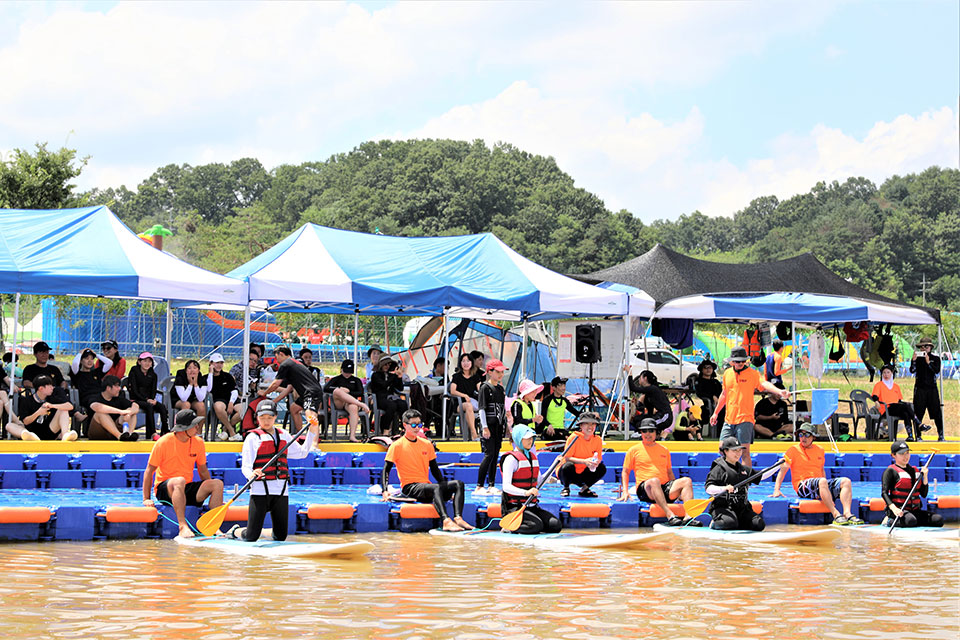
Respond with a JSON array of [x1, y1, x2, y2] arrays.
[[935, 495, 960, 509], [0, 507, 52, 524], [486, 503, 503, 519], [750, 501, 763, 514], [305, 504, 355, 520], [648, 504, 685, 518], [567, 504, 610, 518], [223, 505, 249, 522], [104, 507, 158, 523], [398, 504, 439, 519], [797, 500, 831, 514]]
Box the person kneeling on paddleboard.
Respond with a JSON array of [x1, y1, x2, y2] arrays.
[[381, 409, 471, 532], [704, 437, 767, 531], [773, 423, 864, 525], [143, 409, 224, 538], [500, 425, 562, 535], [235, 399, 318, 542], [881, 441, 943, 528]]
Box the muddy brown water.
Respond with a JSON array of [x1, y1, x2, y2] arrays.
[[0, 528, 957, 639]]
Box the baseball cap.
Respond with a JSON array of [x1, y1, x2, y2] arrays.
[[257, 400, 278, 416], [551, 376, 568, 386], [485, 359, 505, 372], [33, 341, 51, 353], [209, 353, 225, 363], [720, 436, 744, 451], [101, 339, 118, 350], [137, 351, 154, 361], [172, 409, 205, 433], [891, 440, 910, 455], [341, 359, 355, 373]]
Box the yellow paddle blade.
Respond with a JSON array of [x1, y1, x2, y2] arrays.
[[196, 500, 233, 537], [682, 497, 713, 519], [499, 507, 525, 532]]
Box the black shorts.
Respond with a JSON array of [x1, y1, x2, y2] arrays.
[[636, 479, 675, 503], [155, 479, 205, 507], [298, 392, 323, 414]]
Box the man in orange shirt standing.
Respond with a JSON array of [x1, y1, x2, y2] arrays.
[[557, 412, 606, 498], [381, 409, 471, 532], [616, 418, 701, 526], [772, 423, 863, 525], [710, 346, 789, 463], [142, 409, 224, 538]]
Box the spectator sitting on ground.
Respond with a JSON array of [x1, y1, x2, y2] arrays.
[[469, 350, 487, 383], [539, 376, 579, 440], [0, 363, 19, 430], [323, 359, 371, 443], [753, 390, 793, 440], [89, 375, 140, 441], [22, 341, 66, 390], [100, 339, 126, 380], [431, 357, 445, 381], [2, 352, 23, 379], [128, 352, 169, 441], [173, 359, 207, 420], [693, 359, 723, 426], [9, 374, 77, 441], [207, 353, 241, 441]]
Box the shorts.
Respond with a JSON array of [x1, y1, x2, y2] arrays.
[[796, 477, 844, 501], [636, 479, 675, 503], [720, 421, 755, 445], [155, 479, 206, 507], [298, 392, 322, 414]]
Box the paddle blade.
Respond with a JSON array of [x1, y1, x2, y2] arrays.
[[499, 507, 525, 532], [682, 498, 712, 519], [196, 501, 231, 537]]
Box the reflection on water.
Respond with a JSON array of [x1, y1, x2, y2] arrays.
[[0, 528, 956, 639]]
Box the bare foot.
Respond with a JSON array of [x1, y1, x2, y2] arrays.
[[442, 518, 464, 532], [178, 525, 196, 538], [453, 516, 472, 530], [349, 437, 360, 444]]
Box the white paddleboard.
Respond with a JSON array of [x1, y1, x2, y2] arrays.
[[429, 529, 671, 549], [175, 535, 375, 558], [652, 523, 840, 545], [832, 524, 960, 542]]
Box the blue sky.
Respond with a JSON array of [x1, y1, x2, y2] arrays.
[[1, 1, 956, 221]]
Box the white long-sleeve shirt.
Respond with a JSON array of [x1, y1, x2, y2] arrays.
[[501, 453, 541, 497], [71, 353, 111, 375], [241, 427, 316, 496], [174, 383, 207, 402]]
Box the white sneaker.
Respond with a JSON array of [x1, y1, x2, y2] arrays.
[[473, 487, 488, 495], [228, 433, 243, 442], [367, 484, 383, 495], [20, 430, 40, 441], [486, 487, 501, 495], [217, 432, 229, 442], [63, 431, 79, 442]]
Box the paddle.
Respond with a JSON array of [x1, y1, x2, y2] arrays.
[[888, 449, 939, 534], [196, 422, 312, 537], [682, 458, 784, 519], [500, 434, 579, 533]]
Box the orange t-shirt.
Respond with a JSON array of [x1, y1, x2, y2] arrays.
[[386, 436, 436, 486], [623, 442, 671, 484], [564, 432, 603, 474], [783, 443, 825, 491], [148, 433, 206, 488], [871, 381, 902, 415], [722, 367, 766, 424]]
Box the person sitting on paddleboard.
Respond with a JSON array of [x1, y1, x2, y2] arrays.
[[557, 411, 605, 498], [143, 409, 225, 538], [616, 418, 702, 527], [704, 437, 766, 531], [539, 376, 579, 440], [381, 409, 471, 532], [881, 441, 943, 528], [236, 399, 319, 542], [772, 423, 864, 525], [500, 425, 562, 535]]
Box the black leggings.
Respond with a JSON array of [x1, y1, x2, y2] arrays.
[[889, 508, 944, 528], [403, 480, 465, 520], [558, 462, 606, 489], [245, 494, 289, 541], [913, 387, 944, 438], [711, 503, 765, 531], [376, 395, 408, 435], [887, 402, 920, 438], [135, 400, 169, 438], [477, 424, 504, 488], [503, 504, 562, 535]]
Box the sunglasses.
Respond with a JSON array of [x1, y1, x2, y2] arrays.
[[639, 428, 657, 433], [798, 432, 814, 438]]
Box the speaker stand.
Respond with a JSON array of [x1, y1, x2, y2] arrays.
[[586, 361, 597, 412]]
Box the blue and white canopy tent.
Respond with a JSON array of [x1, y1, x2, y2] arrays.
[[0, 205, 248, 395]]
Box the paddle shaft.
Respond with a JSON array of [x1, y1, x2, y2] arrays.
[[231, 423, 311, 501], [888, 450, 938, 534], [684, 459, 784, 518], [500, 434, 579, 531]]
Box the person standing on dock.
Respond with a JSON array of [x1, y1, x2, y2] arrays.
[[910, 337, 944, 441], [475, 359, 508, 495], [772, 423, 863, 525], [143, 409, 225, 538], [381, 409, 470, 532]]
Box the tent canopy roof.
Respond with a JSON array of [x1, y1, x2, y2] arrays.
[[227, 224, 649, 319], [577, 243, 939, 324], [0, 206, 247, 304]]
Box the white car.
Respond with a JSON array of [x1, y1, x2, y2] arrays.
[[628, 346, 699, 387]]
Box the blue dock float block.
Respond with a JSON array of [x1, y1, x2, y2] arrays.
[[342, 468, 372, 485], [863, 468, 885, 482], [355, 452, 386, 468], [678, 467, 709, 483], [297, 504, 356, 534], [930, 497, 959, 522], [114, 453, 150, 469], [0, 455, 26, 471], [539, 453, 559, 469], [829, 467, 859, 481], [302, 468, 334, 486], [206, 452, 239, 468], [610, 501, 640, 527], [355, 502, 391, 532], [836, 453, 864, 467], [27, 454, 71, 470], [436, 452, 460, 465], [751, 453, 780, 468], [692, 452, 716, 467], [602, 466, 620, 483], [288, 453, 316, 468], [321, 452, 354, 467], [927, 468, 946, 482], [0, 519, 55, 542], [49, 469, 84, 489], [221, 469, 248, 488], [758, 499, 789, 525], [157, 505, 202, 539], [95, 469, 129, 488], [823, 453, 836, 467], [462, 452, 484, 464], [2, 470, 37, 489], [944, 454, 960, 468], [77, 454, 115, 470], [54, 506, 96, 541], [670, 452, 690, 467], [946, 468, 960, 482], [604, 452, 625, 467]]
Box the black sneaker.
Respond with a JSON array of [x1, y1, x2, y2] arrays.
[[919, 424, 932, 433], [665, 516, 685, 527], [127, 432, 139, 442], [560, 487, 570, 497], [578, 488, 599, 498], [682, 517, 703, 527], [118, 432, 131, 442]]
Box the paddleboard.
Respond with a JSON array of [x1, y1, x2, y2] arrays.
[[429, 529, 671, 549], [652, 523, 840, 545], [832, 524, 960, 542], [175, 535, 375, 558]]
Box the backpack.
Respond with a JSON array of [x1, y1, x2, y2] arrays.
[[877, 324, 895, 365], [867, 327, 885, 369], [828, 328, 845, 362], [776, 322, 792, 341], [843, 321, 870, 342]]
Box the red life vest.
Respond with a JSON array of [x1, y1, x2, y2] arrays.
[[501, 449, 539, 508], [887, 464, 922, 511], [252, 428, 289, 481], [742, 328, 762, 357]]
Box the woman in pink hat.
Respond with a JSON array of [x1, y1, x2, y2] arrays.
[[510, 379, 545, 435], [128, 352, 169, 440]]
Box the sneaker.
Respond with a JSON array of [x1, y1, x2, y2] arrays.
[[832, 515, 850, 525], [127, 432, 140, 442], [152, 434, 161, 441], [665, 516, 685, 527], [228, 433, 243, 442], [845, 515, 864, 525], [938, 435, 946, 442], [474, 487, 486, 495], [919, 423, 932, 433], [217, 432, 229, 442], [560, 487, 570, 497], [773, 433, 791, 441], [578, 488, 599, 498], [681, 517, 703, 527], [486, 487, 500, 495], [118, 432, 131, 442], [20, 430, 40, 442], [881, 516, 891, 526], [63, 430, 79, 442]]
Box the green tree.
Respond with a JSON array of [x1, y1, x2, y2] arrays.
[[0, 143, 88, 209]]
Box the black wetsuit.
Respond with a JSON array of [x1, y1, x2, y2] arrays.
[[476, 381, 506, 489], [704, 457, 764, 531]]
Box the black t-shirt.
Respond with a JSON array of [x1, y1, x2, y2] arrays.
[[17, 388, 70, 440], [324, 374, 364, 401], [695, 376, 722, 401], [629, 377, 671, 414], [72, 369, 104, 405], [451, 371, 481, 400], [92, 392, 133, 412], [754, 397, 788, 426], [22, 363, 65, 387], [208, 370, 237, 403], [276, 358, 323, 397], [127, 366, 158, 402]]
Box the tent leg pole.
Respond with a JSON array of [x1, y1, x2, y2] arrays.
[[353, 312, 359, 367], [164, 303, 173, 364], [442, 309, 449, 440], [521, 317, 528, 380], [791, 321, 797, 430], [9, 293, 20, 398]]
